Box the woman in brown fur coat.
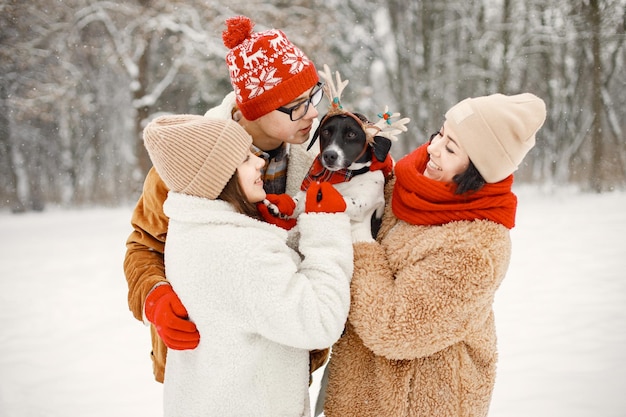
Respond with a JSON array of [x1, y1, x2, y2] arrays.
[[321, 93, 547, 417]]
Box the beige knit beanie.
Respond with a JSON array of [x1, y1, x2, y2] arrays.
[[143, 115, 252, 199], [444, 93, 547, 183]]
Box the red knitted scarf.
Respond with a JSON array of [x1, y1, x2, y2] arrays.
[[391, 143, 518, 229]]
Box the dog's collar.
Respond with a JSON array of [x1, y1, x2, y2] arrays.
[[300, 156, 358, 191], [299, 149, 392, 192], [348, 165, 371, 176]]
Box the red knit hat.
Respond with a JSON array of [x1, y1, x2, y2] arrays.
[[222, 16, 319, 121]]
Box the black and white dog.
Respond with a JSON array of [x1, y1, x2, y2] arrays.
[[313, 112, 392, 175], [292, 111, 393, 239], [266, 65, 408, 239]]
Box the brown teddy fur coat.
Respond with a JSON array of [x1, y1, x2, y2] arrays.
[[323, 179, 512, 417]]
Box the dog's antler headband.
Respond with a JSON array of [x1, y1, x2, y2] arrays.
[[307, 65, 410, 151], [365, 106, 411, 142], [320, 64, 350, 117], [319, 64, 410, 142]]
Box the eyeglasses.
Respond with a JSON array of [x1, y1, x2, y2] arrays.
[[276, 82, 324, 121]]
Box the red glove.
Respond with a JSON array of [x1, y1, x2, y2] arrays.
[[144, 284, 200, 350], [257, 194, 297, 230], [305, 182, 347, 213], [370, 153, 394, 180]]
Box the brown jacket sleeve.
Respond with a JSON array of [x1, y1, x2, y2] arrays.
[[123, 167, 170, 321]]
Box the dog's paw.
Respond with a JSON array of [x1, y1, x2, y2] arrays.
[[336, 170, 385, 221], [263, 194, 298, 219], [265, 200, 282, 217]]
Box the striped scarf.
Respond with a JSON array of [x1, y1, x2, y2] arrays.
[[253, 143, 289, 195]]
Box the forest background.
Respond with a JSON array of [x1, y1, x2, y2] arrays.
[[1, 0, 625, 212]]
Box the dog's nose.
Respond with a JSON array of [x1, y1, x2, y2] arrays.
[[322, 150, 339, 166]]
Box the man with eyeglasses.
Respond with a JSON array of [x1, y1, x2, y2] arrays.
[[243, 80, 324, 194], [123, 16, 328, 384]]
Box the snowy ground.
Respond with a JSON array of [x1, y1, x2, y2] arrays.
[[0, 187, 625, 417]]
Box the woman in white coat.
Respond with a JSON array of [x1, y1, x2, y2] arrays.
[[142, 114, 354, 417]]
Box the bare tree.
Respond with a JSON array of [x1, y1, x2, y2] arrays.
[[1, 0, 625, 211]]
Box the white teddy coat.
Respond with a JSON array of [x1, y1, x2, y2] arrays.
[[162, 192, 353, 417]]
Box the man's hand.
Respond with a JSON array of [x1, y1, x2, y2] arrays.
[[144, 284, 200, 350]]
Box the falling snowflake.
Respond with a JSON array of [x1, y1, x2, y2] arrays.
[[283, 49, 309, 74], [246, 68, 282, 98]]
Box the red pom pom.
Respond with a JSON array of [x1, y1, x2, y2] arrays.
[[222, 16, 254, 49]]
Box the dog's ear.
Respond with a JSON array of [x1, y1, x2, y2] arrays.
[[307, 113, 328, 151], [307, 125, 321, 151], [371, 135, 393, 162]]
